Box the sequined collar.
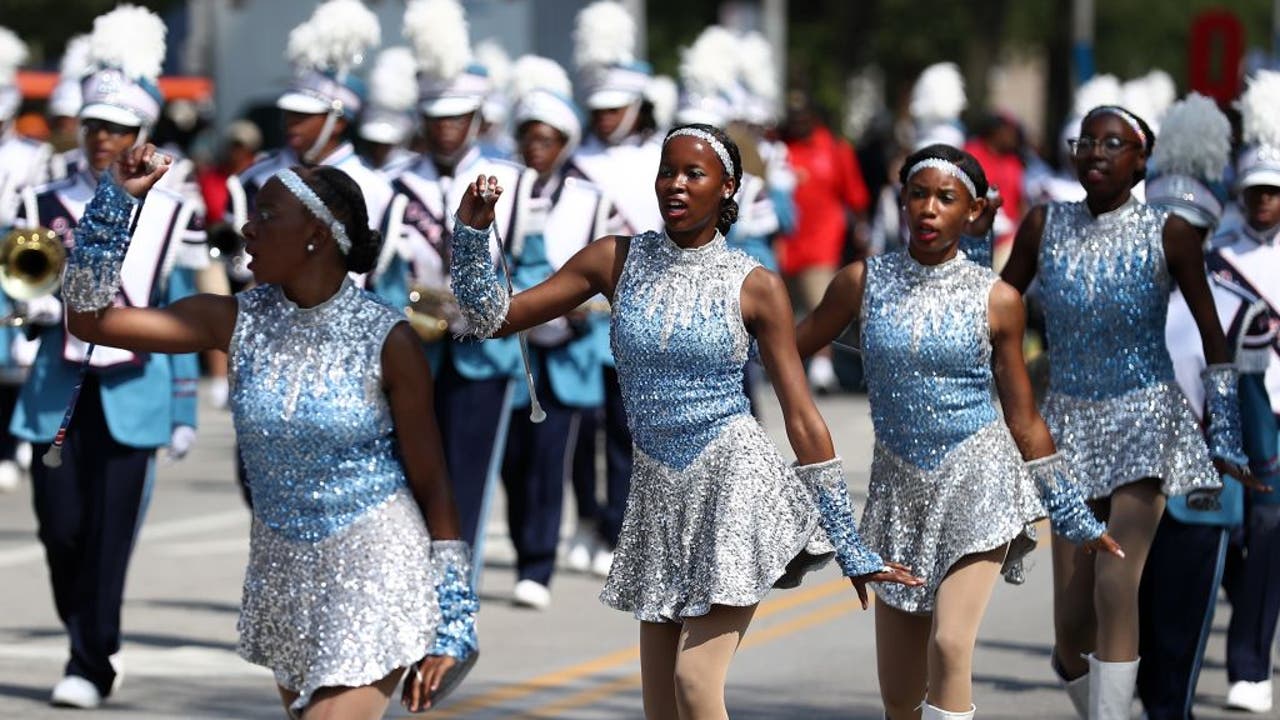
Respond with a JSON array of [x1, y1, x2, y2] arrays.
[[276, 276, 355, 321], [659, 230, 727, 263], [902, 247, 968, 280], [1087, 195, 1139, 223]]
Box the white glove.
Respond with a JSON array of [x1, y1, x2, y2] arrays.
[[21, 295, 63, 326], [166, 425, 197, 461]]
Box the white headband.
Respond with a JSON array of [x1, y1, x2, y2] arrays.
[[664, 127, 735, 177], [905, 158, 978, 199], [274, 169, 352, 255], [1087, 106, 1148, 149]]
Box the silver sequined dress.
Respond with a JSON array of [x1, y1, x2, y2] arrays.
[[598, 231, 824, 623], [860, 250, 1044, 613], [1038, 199, 1218, 499], [231, 278, 438, 711]]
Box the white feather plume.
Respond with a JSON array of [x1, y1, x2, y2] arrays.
[[1142, 70, 1177, 118], [89, 4, 167, 81], [1121, 76, 1159, 128], [1239, 70, 1280, 149], [510, 55, 572, 100], [475, 40, 511, 92], [0, 27, 28, 85], [403, 0, 473, 80], [646, 75, 678, 129], [573, 1, 636, 69], [286, 0, 380, 73], [737, 32, 777, 102], [59, 35, 92, 80], [1072, 74, 1122, 117], [909, 62, 966, 124], [679, 26, 739, 97], [369, 47, 418, 112], [1151, 93, 1230, 181]]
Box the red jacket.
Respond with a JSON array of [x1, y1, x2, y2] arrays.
[[778, 125, 870, 274]]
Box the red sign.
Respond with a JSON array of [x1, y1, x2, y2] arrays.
[[1188, 9, 1244, 105]]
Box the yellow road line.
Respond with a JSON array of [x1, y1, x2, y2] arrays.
[[433, 577, 852, 718], [512, 598, 864, 719]]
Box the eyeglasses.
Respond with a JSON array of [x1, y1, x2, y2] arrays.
[[1067, 135, 1142, 158], [82, 118, 140, 137]]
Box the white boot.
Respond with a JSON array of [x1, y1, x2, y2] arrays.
[[921, 702, 975, 719], [1088, 653, 1138, 720], [1052, 650, 1089, 719]]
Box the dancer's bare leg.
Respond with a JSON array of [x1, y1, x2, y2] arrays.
[[275, 666, 404, 720], [641, 620, 682, 720], [1093, 479, 1164, 662], [926, 545, 1007, 712], [672, 604, 756, 720], [875, 600, 931, 720]]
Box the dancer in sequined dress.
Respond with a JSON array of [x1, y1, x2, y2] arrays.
[[450, 122, 920, 718], [62, 145, 477, 719], [1002, 106, 1255, 719], [795, 144, 1118, 720]]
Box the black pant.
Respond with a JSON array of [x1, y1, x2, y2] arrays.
[[31, 378, 152, 696], [0, 383, 20, 460], [1137, 513, 1229, 720], [502, 359, 575, 586], [434, 349, 512, 551], [570, 366, 632, 548], [1224, 502, 1280, 683]]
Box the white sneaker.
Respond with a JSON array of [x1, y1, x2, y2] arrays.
[[109, 653, 124, 694], [807, 356, 838, 394], [0, 460, 20, 493], [50, 675, 102, 708], [591, 548, 614, 578], [14, 441, 31, 471], [512, 580, 551, 610], [564, 526, 595, 573], [1226, 680, 1273, 713]]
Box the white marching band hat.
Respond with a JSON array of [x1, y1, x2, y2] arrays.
[[359, 46, 418, 145], [404, 0, 490, 118], [49, 35, 91, 119], [674, 25, 739, 128], [277, 0, 380, 120], [80, 5, 167, 129], [910, 62, 967, 150], [1236, 70, 1280, 190], [0, 26, 26, 123], [574, 1, 651, 111], [511, 54, 582, 148], [1146, 92, 1231, 229]]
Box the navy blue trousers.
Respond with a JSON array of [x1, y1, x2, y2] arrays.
[[1225, 502, 1280, 683], [434, 350, 512, 552], [31, 378, 152, 696], [502, 360, 576, 586], [570, 366, 631, 548], [1137, 513, 1229, 720]]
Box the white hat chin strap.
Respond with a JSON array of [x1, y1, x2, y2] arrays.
[[303, 108, 343, 165], [605, 101, 642, 146]]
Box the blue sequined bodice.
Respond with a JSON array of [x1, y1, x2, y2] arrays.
[[862, 251, 1000, 469], [231, 279, 409, 542], [1038, 199, 1174, 399], [611, 231, 758, 469]]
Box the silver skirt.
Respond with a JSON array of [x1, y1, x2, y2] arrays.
[[600, 413, 821, 622], [863, 421, 1045, 614], [238, 488, 437, 712], [1042, 382, 1220, 500]]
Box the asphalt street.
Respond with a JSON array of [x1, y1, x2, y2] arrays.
[[0, 384, 1264, 719]]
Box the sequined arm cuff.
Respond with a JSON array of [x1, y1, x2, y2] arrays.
[[1202, 364, 1248, 466], [428, 540, 479, 660], [795, 457, 885, 577], [1027, 453, 1105, 544], [449, 219, 509, 338], [62, 173, 139, 312]]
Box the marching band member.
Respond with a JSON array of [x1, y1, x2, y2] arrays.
[[500, 54, 611, 609], [475, 39, 516, 161], [0, 27, 49, 229], [9, 7, 202, 707], [47, 35, 91, 180], [393, 0, 534, 569]]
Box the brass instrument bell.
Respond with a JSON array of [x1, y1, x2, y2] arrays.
[[0, 226, 66, 302]]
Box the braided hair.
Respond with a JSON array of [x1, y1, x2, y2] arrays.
[[663, 123, 744, 235], [301, 166, 384, 273]]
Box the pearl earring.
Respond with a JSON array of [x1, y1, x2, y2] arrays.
[[306, 242, 315, 253]]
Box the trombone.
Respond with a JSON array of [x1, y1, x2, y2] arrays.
[[0, 226, 66, 325]]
